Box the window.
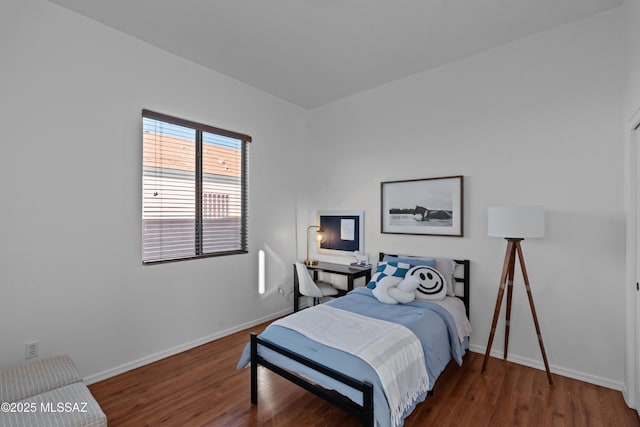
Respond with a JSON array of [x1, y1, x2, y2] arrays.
[[142, 110, 251, 264]]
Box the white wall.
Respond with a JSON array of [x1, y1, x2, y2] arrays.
[[0, 0, 307, 379], [627, 0, 640, 117], [624, 0, 640, 409], [304, 9, 626, 388]]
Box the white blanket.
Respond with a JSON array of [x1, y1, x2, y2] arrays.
[[273, 304, 429, 427]]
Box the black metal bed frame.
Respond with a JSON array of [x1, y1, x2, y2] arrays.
[[250, 333, 374, 425], [249, 253, 470, 426]]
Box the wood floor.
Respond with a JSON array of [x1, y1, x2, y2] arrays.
[[89, 321, 640, 426]]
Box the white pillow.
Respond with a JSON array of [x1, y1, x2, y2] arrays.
[[435, 258, 456, 296], [394, 255, 456, 296], [408, 265, 447, 301], [388, 275, 419, 304], [372, 275, 402, 304]]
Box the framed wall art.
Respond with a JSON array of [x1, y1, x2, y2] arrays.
[[381, 175, 463, 237]]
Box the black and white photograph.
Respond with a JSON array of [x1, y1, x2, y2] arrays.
[[381, 176, 463, 236]]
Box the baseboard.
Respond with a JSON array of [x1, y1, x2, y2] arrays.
[[85, 316, 625, 392], [468, 344, 624, 392], [83, 308, 292, 385]]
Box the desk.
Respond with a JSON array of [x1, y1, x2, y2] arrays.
[[293, 262, 372, 312]]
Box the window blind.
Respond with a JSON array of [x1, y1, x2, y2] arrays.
[[142, 110, 250, 264]]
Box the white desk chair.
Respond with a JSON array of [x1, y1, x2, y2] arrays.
[[295, 262, 339, 306]]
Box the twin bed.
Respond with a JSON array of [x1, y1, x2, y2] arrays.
[[237, 252, 471, 427]]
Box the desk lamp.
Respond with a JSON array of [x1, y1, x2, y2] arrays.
[[304, 225, 324, 266]]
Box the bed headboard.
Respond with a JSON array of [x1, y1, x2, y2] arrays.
[[378, 252, 470, 318]]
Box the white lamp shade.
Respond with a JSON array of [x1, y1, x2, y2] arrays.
[[487, 206, 545, 238]]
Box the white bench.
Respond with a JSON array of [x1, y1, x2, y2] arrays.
[[0, 355, 106, 427]]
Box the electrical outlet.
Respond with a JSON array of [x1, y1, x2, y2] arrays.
[[25, 341, 39, 359]]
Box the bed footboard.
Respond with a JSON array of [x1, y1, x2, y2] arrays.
[[250, 333, 374, 426]]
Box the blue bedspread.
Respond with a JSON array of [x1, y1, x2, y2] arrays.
[[237, 288, 468, 427]]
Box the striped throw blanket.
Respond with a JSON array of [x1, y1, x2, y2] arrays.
[[273, 304, 429, 427]]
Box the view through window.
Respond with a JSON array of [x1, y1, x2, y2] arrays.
[[142, 110, 250, 263]]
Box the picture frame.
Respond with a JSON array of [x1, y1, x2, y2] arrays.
[[381, 175, 463, 237]]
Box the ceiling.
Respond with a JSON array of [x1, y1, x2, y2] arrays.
[[49, 0, 622, 109]]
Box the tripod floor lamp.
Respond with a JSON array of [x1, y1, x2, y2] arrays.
[[482, 206, 553, 385]]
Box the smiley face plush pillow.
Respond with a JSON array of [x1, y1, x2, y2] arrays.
[[407, 265, 447, 301]]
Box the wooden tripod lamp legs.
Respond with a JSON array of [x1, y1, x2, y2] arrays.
[[481, 240, 514, 374], [481, 239, 553, 385]]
